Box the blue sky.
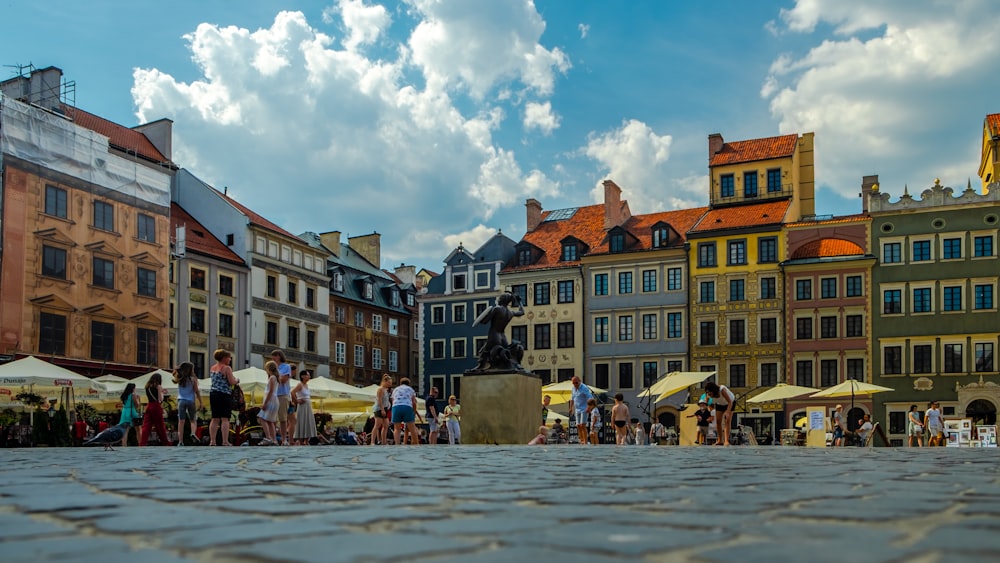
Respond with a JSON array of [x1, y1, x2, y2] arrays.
[[3, 0, 998, 268]]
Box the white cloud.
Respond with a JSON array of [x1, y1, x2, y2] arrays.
[[443, 224, 500, 253], [578, 23, 589, 39], [523, 101, 560, 134], [584, 119, 687, 213], [764, 0, 1000, 200], [326, 0, 392, 51]]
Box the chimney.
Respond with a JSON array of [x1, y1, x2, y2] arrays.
[[319, 231, 341, 256], [860, 175, 879, 213], [394, 264, 416, 285], [134, 118, 173, 162], [603, 179, 631, 229], [526, 198, 542, 232], [0, 66, 64, 112], [709, 133, 724, 160], [348, 232, 382, 268]]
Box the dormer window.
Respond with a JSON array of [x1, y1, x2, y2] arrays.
[[653, 226, 670, 249], [331, 272, 344, 292], [561, 243, 577, 261], [610, 233, 625, 253], [406, 293, 414, 306], [390, 289, 400, 307], [363, 282, 373, 300], [518, 248, 532, 266], [453, 273, 467, 291]]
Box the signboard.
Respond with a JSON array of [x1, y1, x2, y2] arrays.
[[805, 406, 827, 448]]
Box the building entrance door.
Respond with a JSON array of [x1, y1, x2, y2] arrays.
[[966, 399, 997, 425]]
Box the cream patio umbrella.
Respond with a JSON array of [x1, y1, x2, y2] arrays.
[[131, 369, 178, 392], [747, 383, 820, 404], [541, 380, 607, 406], [637, 371, 718, 402], [810, 380, 894, 413], [307, 377, 374, 411]]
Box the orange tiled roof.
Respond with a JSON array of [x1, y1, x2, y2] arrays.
[[785, 214, 869, 228], [60, 105, 168, 164], [506, 204, 608, 272], [590, 206, 709, 254], [689, 200, 791, 235], [790, 238, 865, 260], [171, 203, 245, 266], [219, 192, 300, 241], [987, 113, 1000, 137], [710, 134, 798, 167]]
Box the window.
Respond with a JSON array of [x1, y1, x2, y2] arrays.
[[819, 316, 837, 339], [474, 302, 487, 318], [450, 341, 464, 359], [388, 350, 398, 372], [371, 314, 383, 332], [132, 327, 156, 364], [332, 272, 344, 291], [667, 360, 683, 373], [534, 324, 551, 349], [642, 270, 657, 293], [729, 279, 745, 301], [846, 315, 863, 337], [976, 343, 994, 372], [943, 286, 962, 311], [389, 318, 399, 335], [912, 240, 931, 262], [795, 361, 813, 387], [306, 329, 315, 353], [795, 279, 812, 300], [609, 233, 625, 253], [474, 337, 486, 356], [618, 316, 633, 341], [354, 310, 365, 327], [913, 345, 932, 373], [883, 289, 902, 314], [306, 287, 315, 309], [475, 271, 489, 289], [38, 312, 66, 355], [912, 287, 931, 313], [729, 319, 745, 345], [561, 243, 577, 261], [266, 321, 278, 345], [534, 282, 550, 305], [944, 344, 963, 373], [557, 280, 575, 303], [511, 326, 527, 348], [362, 282, 373, 300], [847, 359, 864, 380], [594, 274, 608, 296], [760, 277, 776, 299], [820, 278, 837, 299], [452, 273, 466, 291], [942, 238, 962, 259], [517, 248, 532, 266], [219, 313, 233, 338], [430, 340, 445, 359], [642, 314, 657, 340], [618, 272, 633, 294], [335, 306, 345, 324], [846, 275, 863, 297], [354, 345, 365, 367], [667, 268, 682, 291], [698, 243, 717, 267], [594, 317, 609, 342], [90, 320, 115, 361], [744, 171, 758, 198], [93, 201, 114, 231], [699, 321, 716, 345], [92, 257, 115, 289], [190, 308, 205, 333], [884, 346, 902, 374], [267, 275, 281, 299], [720, 174, 735, 197], [619, 363, 634, 389], [728, 240, 746, 265], [45, 185, 68, 218], [974, 235, 994, 257], [373, 347, 384, 369], [137, 267, 156, 297], [667, 312, 682, 339], [700, 281, 715, 303], [452, 305, 465, 324], [511, 284, 527, 305], [595, 364, 610, 389], [190, 352, 205, 379], [219, 275, 233, 296], [760, 318, 777, 343], [796, 317, 813, 340], [653, 227, 670, 248], [883, 242, 901, 264], [767, 168, 782, 192], [975, 284, 994, 309], [42, 246, 67, 279], [820, 360, 838, 387], [760, 363, 778, 387], [137, 214, 156, 243], [729, 364, 746, 388], [557, 322, 574, 348], [758, 237, 777, 263], [642, 362, 658, 388], [431, 305, 444, 324]]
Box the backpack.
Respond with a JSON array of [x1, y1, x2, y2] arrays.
[[231, 384, 246, 413]]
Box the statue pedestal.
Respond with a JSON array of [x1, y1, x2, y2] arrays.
[[462, 372, 541, 445]]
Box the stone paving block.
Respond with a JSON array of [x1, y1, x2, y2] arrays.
[[216, 531, 477, 562], [158, 515, 342, 550], [513, 521, 724, 556]]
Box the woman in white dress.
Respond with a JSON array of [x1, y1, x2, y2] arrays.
[[292, 370, 317, 445]]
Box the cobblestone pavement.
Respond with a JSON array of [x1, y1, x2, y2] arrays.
[[1, 445, 998, 562]]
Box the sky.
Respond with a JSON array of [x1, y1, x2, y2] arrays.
[[2, 0, 998, 269]]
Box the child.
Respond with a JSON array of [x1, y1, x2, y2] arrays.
[[586, 398, 601, 445], [256, 361, 280, 446], [687, 400, 713, 445], [528, 425, 548, 445]]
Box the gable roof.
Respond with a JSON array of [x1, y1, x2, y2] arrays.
[[710, 134, 798, 167], [988, 113, 1000, 137], [60, 105, 168, 164], [790, 238, 865, 260], [505, 204, 607, 272], [689, 200, 791, 235], [218, 192, 299, 241], [171, 203, 246, 266], [589, 207, 708, 255]]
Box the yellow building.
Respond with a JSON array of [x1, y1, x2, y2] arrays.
[[978, 113, 999, 191]]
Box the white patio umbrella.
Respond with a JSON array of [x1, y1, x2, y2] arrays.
[[0, 356, 104, 393], [811, 380, 895, 413], [638, 371, 717, 402], [747, 384, 820, 404]]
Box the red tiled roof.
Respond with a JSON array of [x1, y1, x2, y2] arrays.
[[506, 204, 608, 272], [590, 207, 709, 254], [987, 113, 1000, 137], [171, 203, 245, 266], [689, 200, 791, 234], [790, 238, 865, 260], [785, 214, 869, 228], [710, 134, 798, 167], [218, 192, 300, 240], [60, 105, 168, 163]]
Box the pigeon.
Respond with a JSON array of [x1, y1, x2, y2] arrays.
[[83, 422, 130, 451]]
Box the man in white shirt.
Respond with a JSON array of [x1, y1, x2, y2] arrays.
[[924, 401, 944, 446], [857, 414, 874, 446]]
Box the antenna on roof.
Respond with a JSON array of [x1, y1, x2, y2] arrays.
[[223, 186, 228, 195]]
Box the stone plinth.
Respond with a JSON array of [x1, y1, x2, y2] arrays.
[[462, 372, 541, 444]]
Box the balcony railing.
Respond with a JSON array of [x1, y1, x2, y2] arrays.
[[714, 183, 795, 204]]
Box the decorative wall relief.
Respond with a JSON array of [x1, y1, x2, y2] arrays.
[[913, 377, 934, 391]]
